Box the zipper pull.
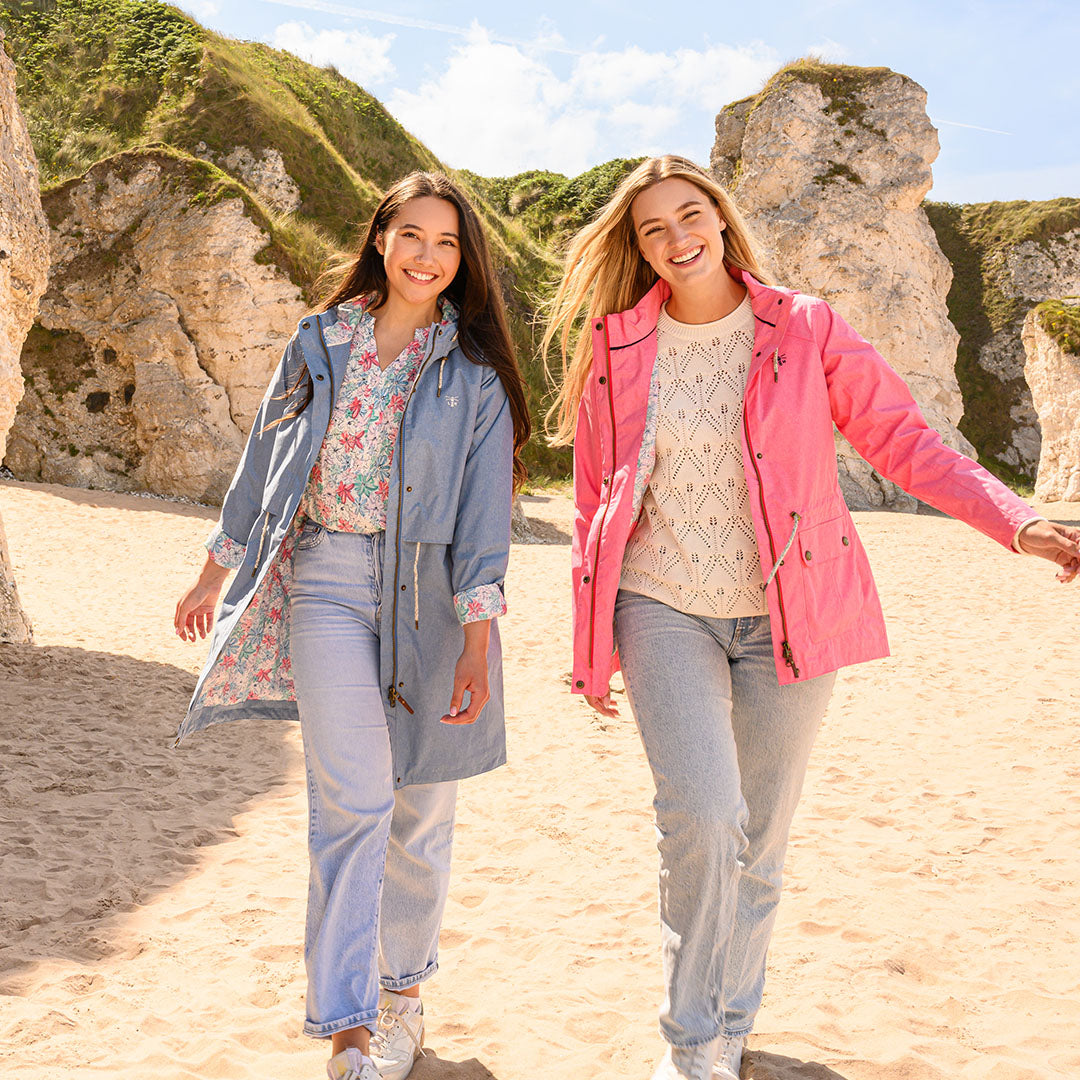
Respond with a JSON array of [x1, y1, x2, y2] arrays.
[[781, 641, 800, 678], [772, 349, 780, 382], [396, 690, 414, 714]]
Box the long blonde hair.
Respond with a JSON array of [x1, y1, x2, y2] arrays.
[[543, 155, 770, 445]]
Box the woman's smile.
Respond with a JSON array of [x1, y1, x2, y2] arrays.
[[669, 245, 704, 266]]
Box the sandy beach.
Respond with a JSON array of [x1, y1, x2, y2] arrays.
[[0, 477, 1077, 1080]]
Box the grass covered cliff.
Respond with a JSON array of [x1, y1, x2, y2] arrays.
[[1, 0, 583, 476], [924, 198, 1080, 485]]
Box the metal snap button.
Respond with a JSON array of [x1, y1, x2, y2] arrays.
[[316, 374, 324, 380], [583, 575, 591, 583], [575, 680, 584, 688], [301, 321, 310, 329], [598, 376, 607, 384], [804, 550, 812, 561], [842, 536, 850, 546]]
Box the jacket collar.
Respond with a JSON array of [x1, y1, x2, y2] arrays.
[[604, 266, 795, 349], [301, 296, 460, 392]]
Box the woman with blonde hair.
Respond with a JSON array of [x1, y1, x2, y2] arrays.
[[546, 154, 1078, 1080]]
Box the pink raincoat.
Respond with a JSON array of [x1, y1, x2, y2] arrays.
[[571, 269, 1036, 694]]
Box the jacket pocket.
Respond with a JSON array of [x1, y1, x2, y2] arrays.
[[797, 512, 869, 643]]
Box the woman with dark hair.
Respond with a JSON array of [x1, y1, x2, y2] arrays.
[[174, 172, 530, 1080], [546, 154, 1077, 1080]]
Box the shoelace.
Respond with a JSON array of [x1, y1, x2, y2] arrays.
[[370, 1003, 426, 1061], [672, 1045, 712, 1080], [715, 1034, 743, 1074]]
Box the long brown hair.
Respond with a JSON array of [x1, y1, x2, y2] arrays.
[[279, 172, 530, 489], [543, 155, 770, 445]]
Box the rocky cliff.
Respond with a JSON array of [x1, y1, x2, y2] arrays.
[[1, 0, 567, 480], [925, 199, 1080, 487], [0, 28, 48, 642], [712, 62, 969, 510], [4, 149, 307, 502], [1023, 300, 1080, 501]]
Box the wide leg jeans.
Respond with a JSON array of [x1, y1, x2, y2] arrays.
[[614, 589, 836, 1048], [290, 525, 457, 1038]]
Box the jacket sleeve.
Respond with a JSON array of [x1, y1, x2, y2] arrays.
[[205, 336, 301, 568], [450, 365, 514, 623], [818, 303, 1036, 549]]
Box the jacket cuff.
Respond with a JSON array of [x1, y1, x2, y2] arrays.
[[453, 583, 506, 624], [205, 523, 247, 569], [1012, 516, 1046, 553]]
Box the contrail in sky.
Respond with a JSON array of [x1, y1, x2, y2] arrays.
[[932, 118, 1014, 136], [258, 0, 583, 54]]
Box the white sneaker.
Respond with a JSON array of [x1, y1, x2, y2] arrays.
[[327, 1047, 379, 1080], [651, 1036, 720, 1080], [712, 1033, 745, 1079], [369, 992, 426, 1080]]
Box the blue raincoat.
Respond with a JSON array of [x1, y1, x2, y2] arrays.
[[173, 304, 514, 788]]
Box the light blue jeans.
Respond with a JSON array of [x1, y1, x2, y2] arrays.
[[290, 525, 458, 1039], [613, 589, 836, 1048]]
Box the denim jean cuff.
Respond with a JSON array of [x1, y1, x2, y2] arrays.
[[665, 1022, 752, 1050], [380, 958, 438, 991], [303, 1008, 379, 1039]]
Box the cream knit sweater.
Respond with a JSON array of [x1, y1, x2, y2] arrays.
[[620, 295, 767, 618]]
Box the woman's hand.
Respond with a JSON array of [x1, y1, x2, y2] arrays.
[[1017, 520, 1080, 583], [441, 621, 491, 725], [585, 689, 620, 718], [174, 557, 230, 641]]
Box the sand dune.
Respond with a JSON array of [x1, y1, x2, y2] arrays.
[[0, 478, 1077, 1079]]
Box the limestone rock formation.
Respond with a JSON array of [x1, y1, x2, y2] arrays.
[[193, 142, 302, 214], [713, 64, 970, 510], [1023, 304, 1080, 501], [4, 149, 307, 503], [928, 207, 1080, 481], [1, 29, 49, 643]]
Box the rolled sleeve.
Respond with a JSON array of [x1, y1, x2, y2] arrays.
[[453, 582, 507, 624], [205, 523, 247, 569], [1012, 516, 1046, 553]]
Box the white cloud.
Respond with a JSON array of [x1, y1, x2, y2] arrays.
[[386, 29, 778, 176], [388, 29, 598, 174], [180, 0, 220, 19], [270, 20, 396, 86], [806, 37, 850, 63]]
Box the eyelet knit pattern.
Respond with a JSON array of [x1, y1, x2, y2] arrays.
[[620, 295, 767, 617]]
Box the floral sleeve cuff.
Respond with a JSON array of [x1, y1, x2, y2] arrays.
[[453, 583, 506, 624], [205, 523, 247, 569]]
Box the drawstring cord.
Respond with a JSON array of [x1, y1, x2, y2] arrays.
[[413, 542, 421, 628], [761, 511, 801, 591], [251, 512, 270, 577]]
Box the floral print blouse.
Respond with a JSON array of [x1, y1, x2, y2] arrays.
[[205, 294, 505, 626], [300, 294, 449, 533]]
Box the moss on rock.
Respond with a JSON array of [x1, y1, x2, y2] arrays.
[[1035, 298, 1080, 357]]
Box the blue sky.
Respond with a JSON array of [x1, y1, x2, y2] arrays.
[[179, 0, 1080, 203]]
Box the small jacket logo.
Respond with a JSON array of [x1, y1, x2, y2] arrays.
[[445, 395, 459, 407]]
